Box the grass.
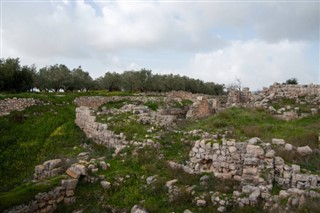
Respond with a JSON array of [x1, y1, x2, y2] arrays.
[[182, 107, 320, 148], [0, 103, 88, 192], [144, 100, 160, 111], [1, 92, 319, 212], [99, 99, 133, 110], [0, 175, 66, 211], [170, 99, 193, 108]]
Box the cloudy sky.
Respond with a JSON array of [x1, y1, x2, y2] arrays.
[[1, 0, 319, 90]]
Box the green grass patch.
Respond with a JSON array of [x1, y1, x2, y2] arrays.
[[182, 107, 320, 148], [99, 99, 133, 110], [144, 101, 160, 111], [0, 175, 66, 211]]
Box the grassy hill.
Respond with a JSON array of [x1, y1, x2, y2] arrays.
[[0, 92, 319, 212]]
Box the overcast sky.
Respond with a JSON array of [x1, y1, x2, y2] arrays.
[[1, 0, 319, 90]]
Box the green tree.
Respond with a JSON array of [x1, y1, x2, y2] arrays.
[[71, 66, 93, 91], [101, 72, 122, 92], [286, 78, 298, 85], [0, 58, 35, 92]]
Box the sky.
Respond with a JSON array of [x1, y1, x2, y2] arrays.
[[1, 0, 319, 90]]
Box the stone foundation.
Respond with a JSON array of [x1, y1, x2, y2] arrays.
[[4, 179, 78, 213], [187, 138, 320, 205], [0, 98, 42, 116]]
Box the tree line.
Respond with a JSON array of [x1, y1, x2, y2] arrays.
[[0, 57, 224, 95]]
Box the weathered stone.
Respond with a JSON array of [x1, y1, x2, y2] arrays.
[[217, 206, 226, 212], [297, 146, 313, 156], [146, 175, 157, 185], [272, 138, 285, 145], [248, 137, 261, 145], [130, 205, 148, 213], [292, 164, 300, 173], [66, 190, 74, 197], [165, 179, 178, 188], [66, 164, 87, 178], [284, 143, 293, 151], [265, 150, 275, 158], [279, 190, 290, 199], [34, 159, 63, 180], [196, 199, 206, 207], [100, 181, 111, 190], [246, 145, 264, 156], [61, 179, 78, 190], [64, 197, 76, 205], [249, 189, 260, 203], [99, 161, 108, 170]]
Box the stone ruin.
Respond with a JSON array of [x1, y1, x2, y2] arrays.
[[0, 98, 42, 116], [226, 83, 320, 120], [175, 133, 320, 210]]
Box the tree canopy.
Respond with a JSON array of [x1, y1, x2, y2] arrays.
[[0, 57, 224, 95]]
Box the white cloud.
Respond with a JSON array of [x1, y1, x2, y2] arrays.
[[189, 40, 316, 90], [1, 1, 319, 87]]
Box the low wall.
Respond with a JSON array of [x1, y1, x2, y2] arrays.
[[75, 106, 127, 148], [188, 139, 320, 195], [0, 98, 40, 116], [5, 179, 78, 213]]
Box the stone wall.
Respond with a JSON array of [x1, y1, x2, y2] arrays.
[[187, 138, 320, 205], [34, 159, 64, 180], [74, 96, 109, 109], [167, 91, 212, 100], [262, 83, 320, 99], [0, 98, 41, 116], [4, 179, 78, 213], [75, 106, 127, 148], [186, 97, 214, 119], [227, 84, 320, 108]]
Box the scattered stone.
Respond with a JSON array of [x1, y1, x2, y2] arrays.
[[100, 181, 111, 190], [196, 199, 206, 207], [77, 152, 90, 160], [66, 164, 87, 178], [272, 138, 285, 145], [165, 179, 178, 188], [217, 206, 226, 212], [61, 179, 78, 190], [297, 146, 313, 156], [146, 175, 158, 185], [130, 205, 148, 213], [63, 197, 76, 205], [34, 159, 63, 180], [284, 143, 293, 151]]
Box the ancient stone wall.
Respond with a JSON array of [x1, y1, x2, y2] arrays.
[[187, 138, 320, 204], [226, 84, 320, 111], [5, 179, 78, 213], [75, 106, 127, 148], [74, 96, 109, 109], [0, 98, 41, 116], [263, 83, 320, 98], [167, 91, 213, 100], [186, 97, 214, 119], [34, 159, 64, 180]]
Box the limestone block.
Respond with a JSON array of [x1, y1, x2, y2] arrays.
[[101, 181, 111, 190], [272, 138, 285, 145], [284, 143, 293, 151], [66, 164, 87, 179], [265, 150, 275, 158], [131, 205, 148, 213], [246, 145, 264, 156], [61, 179, 78, 190], [297, 146, 313, 156], [228, 146, 237, 153]]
